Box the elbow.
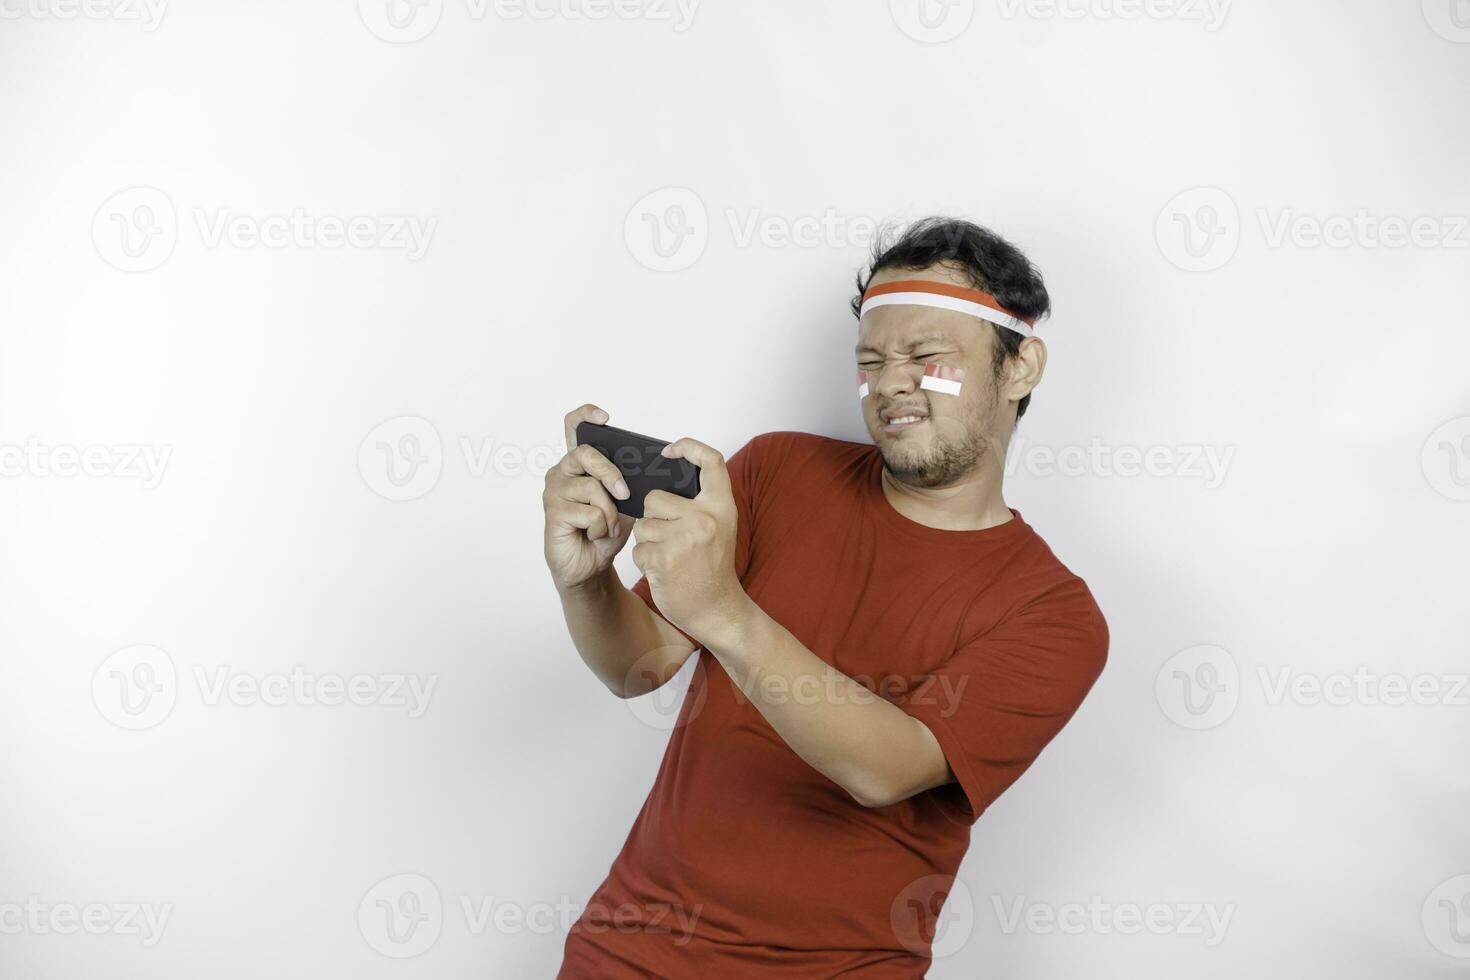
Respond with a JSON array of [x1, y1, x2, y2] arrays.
[[603, 662, 677, 700], [845, 777, 907, 810], [602, 674, 645, 700], [593, 668, 639, 699]]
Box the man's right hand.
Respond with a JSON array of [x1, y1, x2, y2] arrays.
[[543, 404, 636, 593]]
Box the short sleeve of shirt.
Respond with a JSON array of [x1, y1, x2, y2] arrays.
[[899, 577, 1109, 823], [629, 432, 785, 648]]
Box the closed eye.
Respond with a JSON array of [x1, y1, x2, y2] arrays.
[[859, 351, 954, 369]]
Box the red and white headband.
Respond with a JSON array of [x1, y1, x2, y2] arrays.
[[858, 279, 1037, 339]]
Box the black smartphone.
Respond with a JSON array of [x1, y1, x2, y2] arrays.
[[574, 421, 702, 519]]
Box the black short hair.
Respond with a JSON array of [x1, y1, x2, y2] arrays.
[[851, 217, 1050, 420]]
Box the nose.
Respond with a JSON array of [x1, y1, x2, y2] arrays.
[[871, 358, 922, 398]]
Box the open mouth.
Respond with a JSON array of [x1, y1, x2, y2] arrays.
[[882, 415, 927, 434]]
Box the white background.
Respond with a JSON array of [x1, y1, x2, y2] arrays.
[[2, 0, 1468, 976]]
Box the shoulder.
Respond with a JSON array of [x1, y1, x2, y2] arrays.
[[729, 430, 875, 497], [998, 522, 1110, 677], [737, 429, 871, 469]]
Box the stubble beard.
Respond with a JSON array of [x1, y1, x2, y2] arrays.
[[879, 385, 1002, 489]]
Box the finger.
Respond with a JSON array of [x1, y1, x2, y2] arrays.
[[641, 488, 694, 522], [556, 502, 614, 541], [660, 438, 729, 500], [563, 403, 611, 451], [554, 475, 621, 538], [560, 444, 631, 502], [631, 516, 669, 544]]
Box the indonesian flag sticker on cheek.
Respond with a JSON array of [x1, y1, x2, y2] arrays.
[[858, 369, 871, 400], [919, 363, 964, 396]]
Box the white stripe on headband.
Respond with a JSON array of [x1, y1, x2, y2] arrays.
[[859, 291, 1035, 339]]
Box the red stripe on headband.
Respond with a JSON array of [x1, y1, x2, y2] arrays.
[[861, 279, 1037, 327]]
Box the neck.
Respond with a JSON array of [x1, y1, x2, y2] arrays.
[[879, 443, 1013, 532]]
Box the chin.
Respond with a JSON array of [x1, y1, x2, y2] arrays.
[[881, 427, 986, 488]]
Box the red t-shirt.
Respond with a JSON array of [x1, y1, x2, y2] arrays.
[[560, 430, 1108, 978]]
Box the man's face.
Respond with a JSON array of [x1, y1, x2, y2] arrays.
[[856, 266, 1007, 488]]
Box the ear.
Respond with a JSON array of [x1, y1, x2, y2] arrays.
[[1003, 337, 1048, 405]]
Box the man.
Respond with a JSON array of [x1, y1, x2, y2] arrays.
[[543, 217, 1108, 977]]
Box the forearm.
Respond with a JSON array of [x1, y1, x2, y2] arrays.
[[556, 568, 693, 698], [699, 598, 954, 808]]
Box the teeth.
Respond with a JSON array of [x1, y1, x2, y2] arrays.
[[888, 416, 924, 425]]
